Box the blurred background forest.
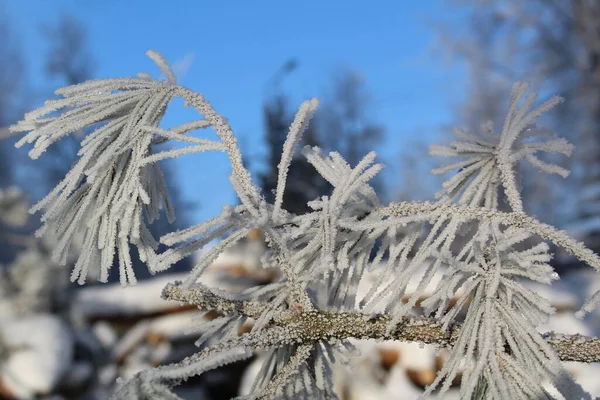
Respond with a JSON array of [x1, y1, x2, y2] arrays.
[[1, 0, 600, 399]]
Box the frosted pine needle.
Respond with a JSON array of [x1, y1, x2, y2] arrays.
[[10, 50, 600, 400]]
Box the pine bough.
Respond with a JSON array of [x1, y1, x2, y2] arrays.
[[10, 51, 600, 399]]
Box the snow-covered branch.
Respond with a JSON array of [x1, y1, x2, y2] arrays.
[[163, 282, 600, 364]]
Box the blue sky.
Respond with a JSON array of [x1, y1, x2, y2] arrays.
[[6, 0, 464, 226]]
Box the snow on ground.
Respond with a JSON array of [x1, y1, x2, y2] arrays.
[[74, 236, 272, 321], [74, 272, 190, 319], [0, 315, 73, 399]]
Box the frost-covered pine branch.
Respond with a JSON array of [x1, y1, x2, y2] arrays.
[[11, 51, 600, 399], [161, 282, 600, 361]]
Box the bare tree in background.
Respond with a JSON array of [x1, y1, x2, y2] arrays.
[[38, 13, 94, 192], [260, 84, 330, 214], [260, 64, 385, 214], [0, 6, 24, 189], [0, 6, 26, 265], [318, 68, 386, 195], [438, 0, 600, 243]]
